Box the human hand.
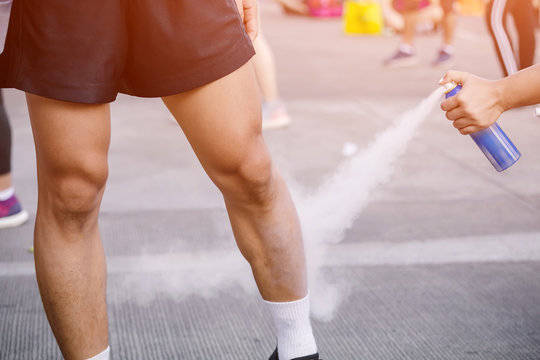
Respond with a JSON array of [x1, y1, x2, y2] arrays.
[[440, 70, 505, 135], [235, 0, 258, 42]]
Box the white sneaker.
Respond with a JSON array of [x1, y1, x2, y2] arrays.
[[262, 101, 291, 130]]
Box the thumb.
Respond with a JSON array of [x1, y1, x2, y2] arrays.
[[439, 70, 470, 86]]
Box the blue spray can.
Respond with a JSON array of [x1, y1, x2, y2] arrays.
[[443, 82, 521, 172]]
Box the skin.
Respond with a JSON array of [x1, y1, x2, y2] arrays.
[[402, 10, 419, 46], [28, 1, 308, 359], [275, 0, 309, 15], [236, 0, 258, 42], [0, 173, 11, 191], [252, 21, 279, 103], [441, 10, 455, 47], [440, 64, 540, 134]]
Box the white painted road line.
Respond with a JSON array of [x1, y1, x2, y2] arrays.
[[1, 232, 539, 278]]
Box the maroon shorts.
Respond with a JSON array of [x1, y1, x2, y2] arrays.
[[0, 0, 255, 104]]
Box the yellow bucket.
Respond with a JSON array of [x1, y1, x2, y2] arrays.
[[343, 0, 384, 35]]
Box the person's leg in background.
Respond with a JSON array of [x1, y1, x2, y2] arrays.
[[26, 94, 111, 360], [252, 13, 291, 130], [432, 0, 456, 66], [0, 90, 29, 229], [162, 62, 318, 360], [383, 0, 421, 67], [275, 0, 309, 15], [486, 0, 518, 76], [509, 0, 539, 117], [509, 0, 536, 70]]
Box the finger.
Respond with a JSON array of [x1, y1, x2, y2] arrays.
[[445, 108, 464, 121], [243, 0, 258, 42], [458, 126, 478, 135], [245, 14, 258, 41], [441, 96, 458, 111], [235, 0, 245, 20], [452, 118, 470, 130]]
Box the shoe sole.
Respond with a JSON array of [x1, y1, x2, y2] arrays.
[[0, 210, 30, 229], [262, 116, 291, 130]]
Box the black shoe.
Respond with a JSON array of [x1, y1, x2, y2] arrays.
[[268, 348, 319, 360]]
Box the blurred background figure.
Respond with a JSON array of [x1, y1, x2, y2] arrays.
[[485, 0, 536, 77], [275, 0, 310, 15], [0, 90, 28, 229], [252, 13, 292, 130], [383, 0, 456, 68]]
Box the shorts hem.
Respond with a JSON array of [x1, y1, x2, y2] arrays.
[[120, 38, 256, 99], [2, 39, 255, 104]]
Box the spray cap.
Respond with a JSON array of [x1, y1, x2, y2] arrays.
[[442, 81, 458, 94]]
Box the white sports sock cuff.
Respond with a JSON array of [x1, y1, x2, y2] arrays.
[[262, 293, 310, 312], [85, 346, 110, 360], [399, 43, 415, 54], [0, 187, 15, 201], [263, 294, 317, 360], [442, 44, 454, 54]]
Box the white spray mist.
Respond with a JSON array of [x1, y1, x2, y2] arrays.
[[296, 88, 444, 321], [110, 88, 445, 322]]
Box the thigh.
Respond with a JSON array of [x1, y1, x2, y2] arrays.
[[26, 94, 111, 182], [162, 62, 264, 179]]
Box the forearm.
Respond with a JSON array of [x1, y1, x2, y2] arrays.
[[497, 64, 540, 111]]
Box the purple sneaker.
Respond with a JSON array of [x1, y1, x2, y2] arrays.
[[0, 194, 29, 229], [432, 49, 454, 67], [383, 49, 419, 68]]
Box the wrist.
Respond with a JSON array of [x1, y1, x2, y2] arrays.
[[494, 78, 511, 112]]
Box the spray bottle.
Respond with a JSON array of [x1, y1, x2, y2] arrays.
[[443, 82, 521, 172]]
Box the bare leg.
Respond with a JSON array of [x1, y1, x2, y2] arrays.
[[252, 34, 279, 103], [402, 11, 419, 46], [26, 94, 110, 359], [442, 11, 455, 46], [253, 25, 279, 103], [275, 0, 309, 15], [162, 62, 307, 301], [0, 173, 11, 190]]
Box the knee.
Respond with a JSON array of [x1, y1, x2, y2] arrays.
[[214, 143, 275, 205], [45, 159, 108, 220]]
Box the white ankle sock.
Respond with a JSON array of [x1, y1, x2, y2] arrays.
[[0, 187, 14, 201], [442, 44, 454, 54], [399, 43, 415, 54], [85, 346, 110, 360], [263, 294, 317, 360]]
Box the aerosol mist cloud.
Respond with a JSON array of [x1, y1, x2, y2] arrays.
[[296, 87, 444, 320], [111, 88, 444, 321]]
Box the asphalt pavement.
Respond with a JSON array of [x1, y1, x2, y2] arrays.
[[1, 3, 540, 359]]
